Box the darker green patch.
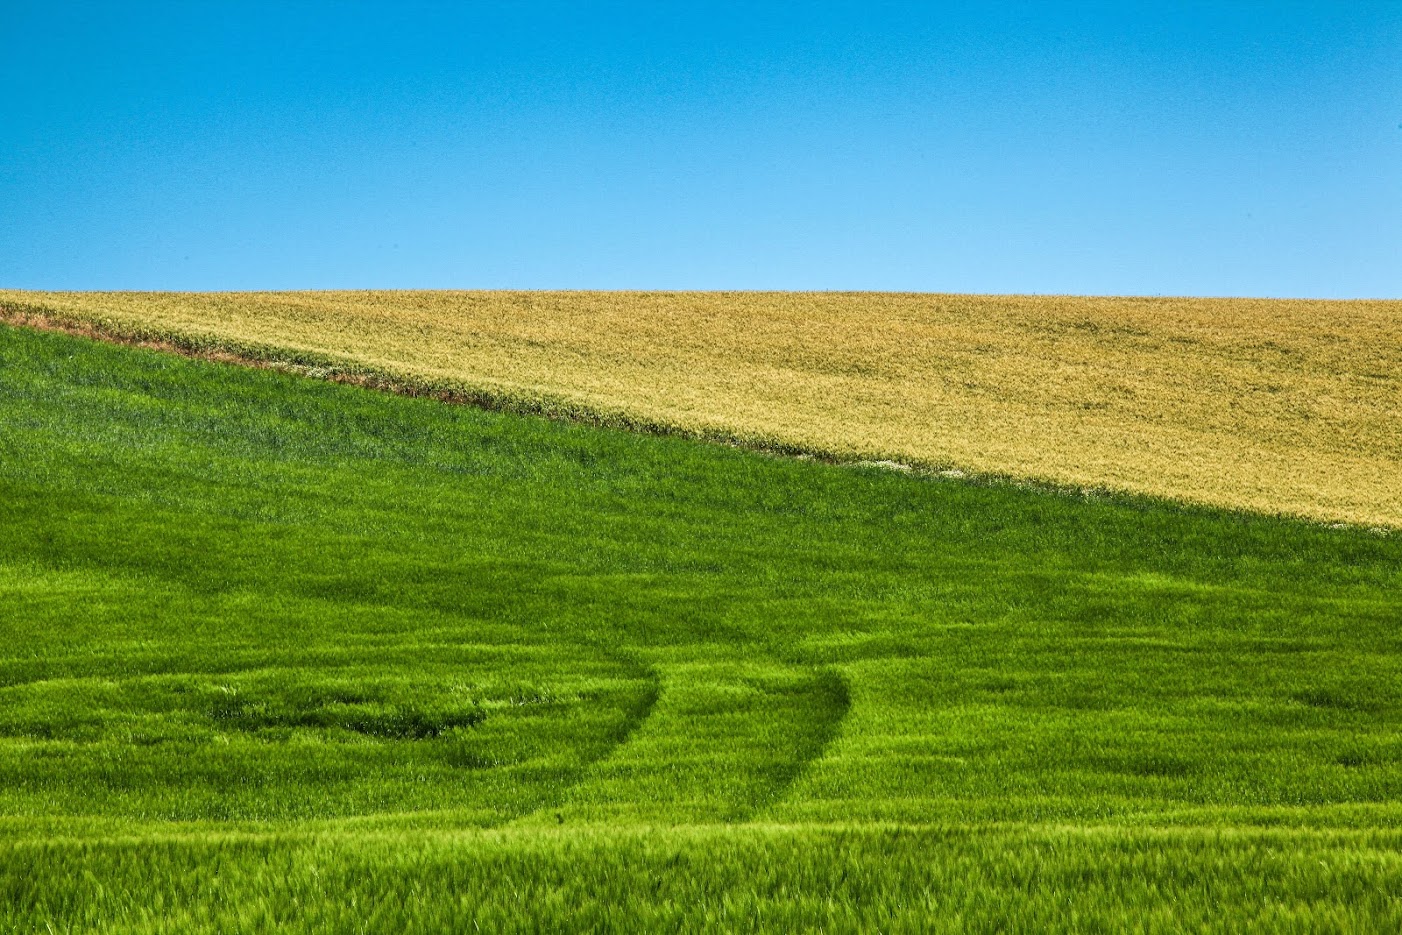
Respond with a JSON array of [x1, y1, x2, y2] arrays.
[[1335, 749, 1380, 769], [1099, 753, 1197, 779], [1293, 687, 1385, 714], [208, 695, 484, 740]]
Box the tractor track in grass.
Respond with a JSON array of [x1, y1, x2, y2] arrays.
[[518, 657, 851, 827]]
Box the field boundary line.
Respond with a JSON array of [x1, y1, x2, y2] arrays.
[[2, 301, 1391, 536]]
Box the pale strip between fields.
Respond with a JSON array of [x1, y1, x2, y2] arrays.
[[3, 290, 1399, 528]]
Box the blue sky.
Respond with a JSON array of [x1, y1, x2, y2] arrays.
[[2, 2, 1399, 296]]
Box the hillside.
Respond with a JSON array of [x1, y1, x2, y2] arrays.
[[2, 290, 1399, 527], [3, 320, 1402, 930]]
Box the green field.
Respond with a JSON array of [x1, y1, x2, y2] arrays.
[[3, 321, 1402, 932]]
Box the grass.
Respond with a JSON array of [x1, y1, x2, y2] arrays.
[[2, 320, 1402, 931], [1, 289, 1399, 527], [11, 826, 1402, 933]]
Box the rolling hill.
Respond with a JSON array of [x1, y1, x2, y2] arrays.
[[3, 317, 1401, 931]]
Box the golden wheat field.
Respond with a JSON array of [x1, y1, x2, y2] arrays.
[[2, 289, 1399, 527]]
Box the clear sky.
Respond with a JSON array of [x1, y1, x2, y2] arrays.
[[3, 2, 1399, 296]]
